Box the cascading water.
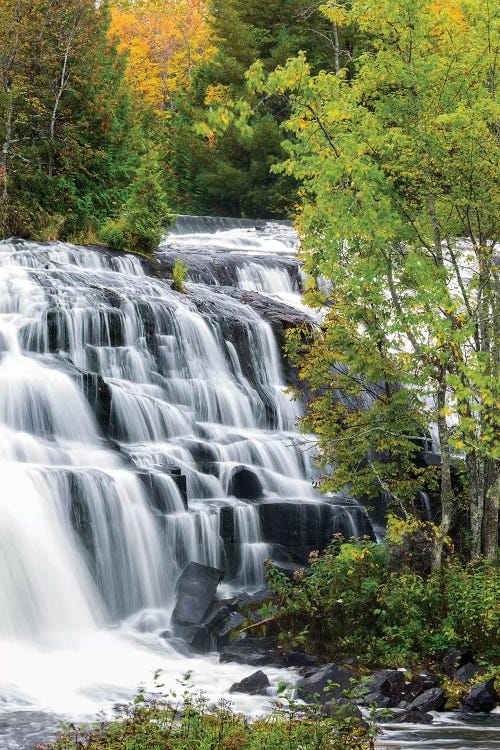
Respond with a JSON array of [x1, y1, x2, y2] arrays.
[[0, 219, 376, 749]]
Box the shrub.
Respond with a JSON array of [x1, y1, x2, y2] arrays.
[[35, 683, 373, 750], [172, 259, 189, 293], [266, 533, 500, 667]]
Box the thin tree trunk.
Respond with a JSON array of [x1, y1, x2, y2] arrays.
[[433, 380, 454, 570], [481, 247, 500, 556], [48, 23, 76, 178], [1, 95, 14, 202], [467, 451, 484, 559], [333, 21, 340, 74], [482, 459, 499, 558]]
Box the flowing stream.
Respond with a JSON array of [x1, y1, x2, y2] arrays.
[[0, 217, 497, 749]]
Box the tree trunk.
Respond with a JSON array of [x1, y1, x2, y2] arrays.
[[467, 451, 484, 559], [482, 459, 499, 558], [433, 380, 454, 570], [1, 95, 14, 202]]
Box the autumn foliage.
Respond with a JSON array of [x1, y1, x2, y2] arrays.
[[109, 0, 214, 113]]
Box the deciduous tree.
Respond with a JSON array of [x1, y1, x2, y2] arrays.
[[251, 0, 499, 559]]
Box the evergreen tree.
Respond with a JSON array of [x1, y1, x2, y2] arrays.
[[165, 0, 346, 217], [0, 0, 164, 246]]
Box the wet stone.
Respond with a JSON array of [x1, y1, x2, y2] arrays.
[[408, 687, 446, 713], [172, 562, 224, 628], [229, 670, 270, 695]]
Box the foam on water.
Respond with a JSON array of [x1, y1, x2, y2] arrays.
[[0, 226, 373, 747]]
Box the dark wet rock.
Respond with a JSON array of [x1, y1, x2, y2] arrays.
[[171, 473, 188, 504], [136, 469, 188, 511], [459, 679, 498, 714], [271, 560, 305, 579], [455, 662, 485, 684], [172, 624, 214, 652], [360, 670, 406, 708], [399, 673, 437, 703], [203, 602, 231, 630], [321, 700, 364, 721], [284, 651, 319, 668], [184, 439, 220, 474], [296, 663, 353, 704], [67, 471, 95, 559], [258, 500, 375, 563], [80, 371, 112, 435], [215, 611, 245, 640], [361, 692, 392, 708], [219, 636, 285, 667], [241, 589, 270, 606], [228, 465, 263, 500], [229, 670, 270, 695], [172, 562, 223, 628], [420, 451, 442, 467], [408, 687, 446, 713], [218, 596, 241, 611], [45, 309, 69, 352], [379, 710, 434, 724], [442, 647, 474, 677]]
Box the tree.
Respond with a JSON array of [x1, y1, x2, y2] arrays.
[[109, 0, 214, 114], [0, 0, 159, 243], [0, 0, 39, 228], [164, 0, 347, 217], [251, 0, 499, 559]]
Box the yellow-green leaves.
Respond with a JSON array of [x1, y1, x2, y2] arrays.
[[260, 0, 498, 554]]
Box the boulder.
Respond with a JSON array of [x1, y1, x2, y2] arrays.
[[321, 700, 365, 721], [359, 670, 406, 707], [228, 466, 263, 500], [284, 651, 319, 668], [361, 692, 391, 708], [219, 636, 285, 667], [442, 647, 474, 677], [408, 687, 446, 713], [398, 673, 437, 704], [203, 602, 231, 630], [379, 710, 434, 724], [296, 664, 353, 704], [172, 562, 223, 627], [459, 679, 498, 713], [454, 662, 485, 684], [229, 670, 270, 695], [172, 624, 213, 652], [215, 611, 245, 640]]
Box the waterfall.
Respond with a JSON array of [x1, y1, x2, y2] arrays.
[[0, 224, 374, 743]]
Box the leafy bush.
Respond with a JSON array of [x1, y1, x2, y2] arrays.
[[172, 259, 189, 293], [267, 530, 500, 667], [35, 682, 373, 750]]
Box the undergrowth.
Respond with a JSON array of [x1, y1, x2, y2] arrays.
[[266, 521, 500, 669], [36, 679, 374, 750]]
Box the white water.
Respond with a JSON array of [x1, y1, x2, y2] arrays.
[[0, 224, 375, 747], [0, 223, 497, 750]]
